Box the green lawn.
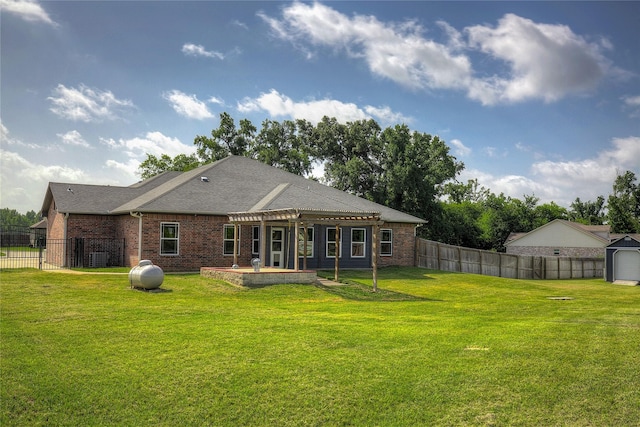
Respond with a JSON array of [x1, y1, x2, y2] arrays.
[[1, 267, 639, 426]]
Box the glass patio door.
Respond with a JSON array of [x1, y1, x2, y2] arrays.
[[270, 227, 285, 267]]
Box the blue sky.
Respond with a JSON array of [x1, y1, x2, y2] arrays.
[[1, 1, 639, 215]]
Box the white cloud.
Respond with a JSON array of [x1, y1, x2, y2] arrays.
[[232, 20, 249, 31], [104, 158, 141, 183], [208, 96, 224, 105], [237, 89, 409, 125], [181, 43, 224, 59], [483, 146, 508, 158], [0, 0, 58, 26], [622, 95, 640, 117], [449, 139, 471, 157], [363, 105, 410, 125], [57, 130, 90, 148], [464, 136, 640, 206], [262, 4, 616, 105], [466, 14, 610, 104], [0, 120, 45, 149], [163, 90, 214, 120], [48, 84, 135, 122], [0, 149, 87, 213], [515, 141, 544, 160], [102, 131, 195, 160], [263, 2, 472, 92]]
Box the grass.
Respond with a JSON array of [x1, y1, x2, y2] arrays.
[[1, 267, 639, 426]]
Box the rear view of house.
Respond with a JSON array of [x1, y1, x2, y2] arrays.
[[41, 156, 425, 272]]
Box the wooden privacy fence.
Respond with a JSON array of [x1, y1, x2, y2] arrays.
[[416, 239, 604, 280]]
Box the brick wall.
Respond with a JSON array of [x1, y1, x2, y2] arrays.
[[66, 214, 116, 239], [47, 204, 65, 240], [378, 222, 417, 267], [46, 207, 421, 271], [506, 246, 604, 258], [115, 215, 139, 267], [46, 204, 66, 266], [139, 214, 253, 272]]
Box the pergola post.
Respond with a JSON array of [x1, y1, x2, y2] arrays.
[[303, 224, 308, 271], [260, 219, 267, 268], [233, 223, 239, 266], [294, 221, 300, 271], [372, 224, 379, 292]]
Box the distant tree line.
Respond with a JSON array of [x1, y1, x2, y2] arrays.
[[130, 112, 639, 250], [0, 208, 39, 228]]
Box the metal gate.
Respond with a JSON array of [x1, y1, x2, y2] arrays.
[[1, 226, 125, 270]]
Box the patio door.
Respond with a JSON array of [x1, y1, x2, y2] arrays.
[[270, 227, 285, 268]]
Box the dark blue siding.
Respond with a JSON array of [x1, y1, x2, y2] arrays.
[[286, 225, 373, 270]]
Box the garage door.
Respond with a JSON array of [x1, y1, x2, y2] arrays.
[[614, 250, 640, 281]]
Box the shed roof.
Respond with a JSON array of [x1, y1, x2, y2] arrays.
[[607, 234, 640, 247], [42, 156, 425, 224]]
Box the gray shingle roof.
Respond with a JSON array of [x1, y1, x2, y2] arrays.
[[42, 156, 425, 224]]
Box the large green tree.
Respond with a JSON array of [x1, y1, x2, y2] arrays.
[[318, 120, 463, 228], [568, 196, 605, 225], [316, 117, 384, 200], [380, 125, 463, 222], [194, 112, 257, 162], [137, 153, 201, 180], [607, 171, 640, 233], [252, 118, 315, 176]]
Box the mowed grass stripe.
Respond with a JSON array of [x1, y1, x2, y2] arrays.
[[1, 268, 638, 426]]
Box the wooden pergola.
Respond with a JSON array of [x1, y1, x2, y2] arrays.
[[227, 208, 383, 291]]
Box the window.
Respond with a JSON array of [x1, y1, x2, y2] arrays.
[[252, 226, 260, 255], [223, 224, 240, 256], [553, 249, 560, 255], [326, 228, 342, 258], [351, 228, 366, 258], [380, 229, 392, 256], [160, 223, 179, 255], [298, 227, 314, 257]]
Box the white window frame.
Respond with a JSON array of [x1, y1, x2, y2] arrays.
[[351, 228, 366, 258], [380, 229, 392, 256], [252, 226, 260, 256], [298, 227, 314, 258], [326, 227, 342, 258], [160, 222, 179, 256], [223, 224, 240, 256]]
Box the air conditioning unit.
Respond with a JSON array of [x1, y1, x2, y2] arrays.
[[89, 252, 108, 268]]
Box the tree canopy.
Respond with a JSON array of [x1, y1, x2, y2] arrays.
[[135, 112, 639, 251]]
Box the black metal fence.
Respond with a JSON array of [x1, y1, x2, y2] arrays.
[[0, 225, 46, 248], [1, 226, 125, 270]]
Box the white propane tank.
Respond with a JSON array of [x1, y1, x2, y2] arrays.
[[129, 260, 164, 289]]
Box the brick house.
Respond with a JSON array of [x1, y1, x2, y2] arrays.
[[41, 156, 425, 272], [504, 219, 610, 258]]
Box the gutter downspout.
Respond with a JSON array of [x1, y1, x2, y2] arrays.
[[130, 212, 143, 263], [63, 213, 69, 267]]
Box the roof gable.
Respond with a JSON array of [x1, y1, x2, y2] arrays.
[[505, 219, 610, 248], [42, 156, 425, 224], [607, 234, 640, 248]]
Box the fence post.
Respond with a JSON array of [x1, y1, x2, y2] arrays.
[[38, 246, 43, 270]]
